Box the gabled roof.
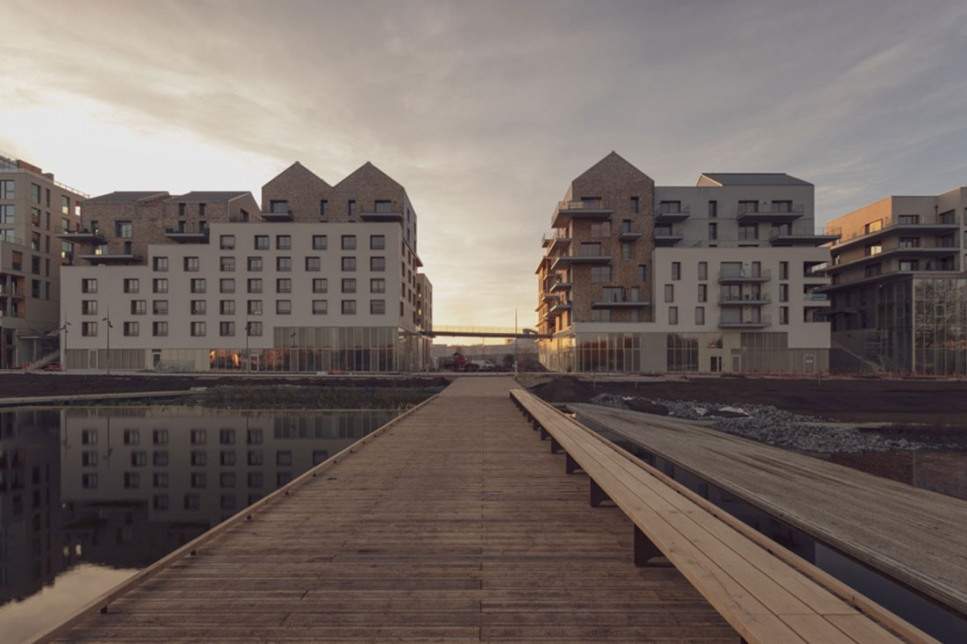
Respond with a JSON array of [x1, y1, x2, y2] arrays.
[[334, 161, 404, 190], [698, 173, 812, 187], [171, 191, 250, 202], [84, 191, 169, 203], [263, 161, 331, 189], [575, 151, 651, 182]]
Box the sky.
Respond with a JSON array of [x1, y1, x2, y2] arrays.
[[2, 0, 966, 330]]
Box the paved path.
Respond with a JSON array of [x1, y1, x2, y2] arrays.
[[47, 377, 735, 642]]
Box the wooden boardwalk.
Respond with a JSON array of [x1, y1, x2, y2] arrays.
[[45, 377, 737, 642], [571, 403, 967, 623]]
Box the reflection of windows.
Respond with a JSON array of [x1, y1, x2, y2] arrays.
[[153, 429, 168, 445], [276, 278, 292, 293], [276, 451, 293, 466], [153, 495, 169, 510], [191, 429, 207, 445], [82, 473, 98, 489], [82, 429, 98, 445]]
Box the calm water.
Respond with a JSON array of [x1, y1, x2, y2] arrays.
[[0, 406, 397, 642]]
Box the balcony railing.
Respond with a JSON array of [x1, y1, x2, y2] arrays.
[[552, 199, 612, 227], [828, 216, 961, 247], [718, 268, 772, 282], [718, 315, 771, 329], [719, 294, 771, 305]]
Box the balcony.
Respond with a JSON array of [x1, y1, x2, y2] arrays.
[[592, 297, 650, 309], [654, 227, 683, 246], [550, 248, 612, 270], [542, 231, 572, 250], [736, 204, 804, 223], [548, 301, 572, 317], [57, 228, 106, 244], [360, 204, 404, 222], [826, 240, 959, 274], [654, 205, 690, 223], [78, 252, 143, 265], [718, 315, 771, 329], [804, 293, 830, 307], [770, 225, 840, 247], [719, 294, 770, 306], [618, 222, 643, 241], [549, 280, 572, 292], [551, 199, 612, 228], [260, 208, 293, 222], [165, 227, 210, 242], [718, 268, 772, 283], [829, 217, 961, 250]]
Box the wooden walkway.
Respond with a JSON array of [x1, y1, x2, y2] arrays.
[[45, 377, 737, 642], [570, 403, 967, 621]]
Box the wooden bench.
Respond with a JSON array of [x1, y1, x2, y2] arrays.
[[510, 388, 935, 644]]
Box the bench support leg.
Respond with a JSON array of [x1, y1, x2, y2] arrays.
[[590, 479, 612, 507], [550, 437, 562, 454], [539, 427, 550, 441], [634, 526, 661, 567], [565, 453, 581, 474]]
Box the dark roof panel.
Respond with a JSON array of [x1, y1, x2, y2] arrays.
[[699, 173, 812, 187], [84, 191, 169, 203]]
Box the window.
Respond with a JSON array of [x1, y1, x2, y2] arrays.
[[248, 278, 262, 293], [342, 235, 356, 250], [269, 199, 288, 214], [246, 321, 262, 336], [220, 300, 235, 315], [191, 429, 207, 445], [82, 450, 98, 467], [638, 265, 647, 282], [153, 321, 168, 336], [153, 429, 169, 445], [370, 234, 386, 250], [899, 260, 919, 271], [313, 278, 328, 293], [897, 214, 919, 225], [153, 300, 168, 315], [276, 257, 291, 271], [82, 474, 98, 489], [220, 257, 235, 272], [708, 223, 718, 240], [370, 278, 386, 293], [0, 205, 13, 224], [312, 299, 328, 314], [698, 262, 708, 281], [153, 473, 169, 488], [695, 307, 705, 325], [131, 300, 146, 315], [247, 256, 263, 271], [220, 321, 235, 336], [342, 278, 356, 293], [30, 183, 41, 203], [123, 321, 139, 336], [254, 235, 269, 250], [342, 300, 357, 315], [348, 199, 357, 216], [312, 235, 327, 250], [590, 309, 610, 322], [370, 299, 386, 314], [779, 261, 789, 280], [191, 321, 206, 336], [708, 201, 717, 218], [738, 224, 758, 241], [153, 278, 168, 293], [370, 256, 386, 272], [320, 200, 329, 216], [658, 201, 681, 214], [123, 429, 140, 445], [184, 256, 200, 271], [899, 237, 920, 248], [668, 306, 679, 325], [276, 234, 291, 250], [190, 300, 206, 315], [664, 284, 674, 302], [220, 234, 235, 250], [82, 300, 98, 315], [248, 450, 263, 466], [590, 266, 611, 282], [630, 196, 639, 214], [81, 322, 97, 336], [698, 283, 707, 303], [190, 278, 206, 293], [153, 451, 168, 466], [779, 284, 789, 302], [342, 257, 356, 271], [671, 262, 681, 280], [184, 494, 200, 510], [220, 278, 235, 293], [276, 278, 292, 293], [81, 278, 97, 293], [123, 278, 139, 293], [780, 306, 789, 325], [276, 300, 292, 315], [590, 222, 611, 238], [131, 451, 148, 467], [738, 200, 758, 214], [0, 180, 13, 199], [153, 257, 168, 272], [248, 300, 263, 315], [865, 244, 882, 256]]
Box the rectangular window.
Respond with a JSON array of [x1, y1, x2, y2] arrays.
[[342, 235, 356, 250], [153, 278, 168, 293], [370, 299, 386, 315], [153, 300, 168, 315], [276, 257, 291, 271], [220, 300, 235, 315], [313, 278, 328, 293], [630, 196, 639, 214], [312, 300, 328, 314], [247, 321, 262, 336], [370, 278, 386, 293], [30, 183, 41, 203], [590, 266, 611, 282], [191, 321, 206, 336], [247, 256, 262, 271], [671, 262, 681, 280], [342, 300, 357, 315], [668, 306, 679, 325], [698, 284, 707, 303], [738, 223, 758, 240], [123, 429, 140, 445], [342, 256, 356, 271], [190, 278, 206, 293], [220, 278, 235, 293], [184, 256, 200, 271], [370, 256, 386, 272], [780, 284, 789, 302], [348, 200, 357, 216], [738, 200, 758, 214], [81, 321, 97, 336], [695, 307, 705, 325], [312, 235, 327, 250], [190, 300, 206, 315], [276, 235, 291, 250], [780, 306, 789, 325], [254, 235, 269, 250], [81, 278, 97, 293], [276, 278, 292, 293], [590, 222, 611, 238], [123, 278, 139, 293], [153, 321, 168, 336], [153, 451, 168, 466], [305, 256, 321, 271], [131, 300, 146, 315], [664, 284, 674, 302], [220, 321, 235, 336], [248, 278, 262, 293], [708, 222, 718, 240], [779, 261, 789, 280], [82, 300, 98, 315], [123, 321, 139, 336], [320, 200, 328, 216], [220, 234, 235, 250], [191, 429, 207, 445], [342, 278, 356, 293], [638, 265, 647, 282], [220, 257, 235, 272], [370, 235, 386, 250], [269, 199, 288, 214], [0, 180, 14, 199], [153, 257, 168, 272], [247, 300, 263, 315], [708, 201, 717, 218], [698, 262, 708, 281]]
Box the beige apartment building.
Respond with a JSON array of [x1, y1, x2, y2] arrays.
[[538, 153, 834, 374], [824, 188, 967, 375], [60, 162, 432, 372], [0, 153, 85, 368]]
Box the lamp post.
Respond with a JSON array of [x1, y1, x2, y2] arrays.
[[244, 321, 251, 373], [290, 331, 298, 372], [102, 309, 113, 375]]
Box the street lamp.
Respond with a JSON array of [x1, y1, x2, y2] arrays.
[[102, 309, 113, 374], [244, 321, 252, 373], [290, 331, 298, 372], [59, 318, 71, 371]]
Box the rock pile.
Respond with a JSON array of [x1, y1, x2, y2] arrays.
[[589, 393, 942, 454]]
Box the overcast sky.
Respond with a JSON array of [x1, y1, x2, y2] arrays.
[[2, 0, 965, 329]]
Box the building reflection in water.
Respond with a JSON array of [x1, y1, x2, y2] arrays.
[[1, 407, 396, 609]]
